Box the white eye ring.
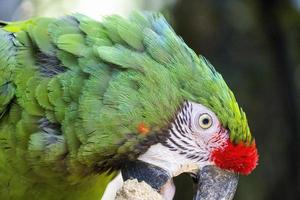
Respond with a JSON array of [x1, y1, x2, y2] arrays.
[[198, 113, 213, 129]]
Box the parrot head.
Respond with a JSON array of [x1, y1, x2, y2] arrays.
[[74, 12, 259, 199], [133, 83, 258, 199]]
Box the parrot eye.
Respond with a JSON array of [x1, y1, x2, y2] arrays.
[[198, 113, 213, 129]]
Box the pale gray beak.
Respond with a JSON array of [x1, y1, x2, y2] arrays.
[[193, 165, 239, 200]]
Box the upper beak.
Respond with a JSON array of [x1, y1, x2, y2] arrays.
[[193, 165, 239, 200]]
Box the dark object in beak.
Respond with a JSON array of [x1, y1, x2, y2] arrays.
[[121, 160, 171, 191], [193, 165, 239, 200]]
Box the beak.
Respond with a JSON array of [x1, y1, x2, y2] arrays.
[[121, 161, 238, 200], [121, 160, 171, 191], [193, 165, 239, 200]]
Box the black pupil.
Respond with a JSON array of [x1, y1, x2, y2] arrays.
[[202, 118, 210, 125]]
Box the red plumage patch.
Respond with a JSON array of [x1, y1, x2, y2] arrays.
[[137, 122, 150, 135], [211, 140, 258, 175]]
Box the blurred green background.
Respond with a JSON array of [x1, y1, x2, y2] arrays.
[[0, 0, 299, 199]]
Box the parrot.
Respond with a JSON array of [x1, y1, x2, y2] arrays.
[[0, 11, 258, 200]]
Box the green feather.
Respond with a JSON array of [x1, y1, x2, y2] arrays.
[[35, 79, 53, 110], [0, 30, 16, 114], [47, 76, 67, 122], [57, 34, 87, 56], [27, 18, 55, 55], [117, 19, 144, 50]]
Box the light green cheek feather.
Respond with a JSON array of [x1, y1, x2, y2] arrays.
[[0, 11, 253, 199]]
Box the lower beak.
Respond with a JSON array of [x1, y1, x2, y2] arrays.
[[121, 160, 171, 191], [193, 165, 239, 200]]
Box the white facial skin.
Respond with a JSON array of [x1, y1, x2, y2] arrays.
[[138, 101, 229, 199], [190, 102, 224, 147]]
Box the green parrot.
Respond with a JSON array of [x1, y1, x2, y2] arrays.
[[0, 12, 258, 199]]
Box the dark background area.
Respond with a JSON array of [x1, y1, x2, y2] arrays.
[[1, 0, 299, 199]]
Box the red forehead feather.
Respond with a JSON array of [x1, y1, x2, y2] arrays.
[[211, 140, 258, 175]]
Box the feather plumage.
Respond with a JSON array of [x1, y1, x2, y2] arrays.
[[0, 12, 253, 199]]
